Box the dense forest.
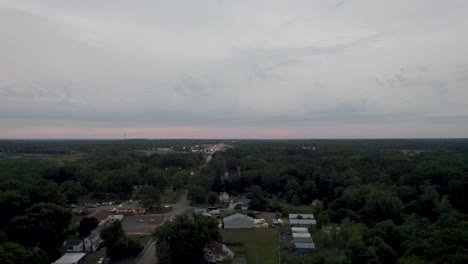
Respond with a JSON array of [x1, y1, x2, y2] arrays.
[[199, 142, 468, 263], [0, 139, 467, 263]]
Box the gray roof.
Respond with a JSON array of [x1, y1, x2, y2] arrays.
[[295, 242, 315, 249], [290, 219, 317, 225], [289, 214, 314, 219], [67, 240, 82, 246], [239, 196, 251, 205], [293, 236, 314, 243], [223, 213, 253, 223]]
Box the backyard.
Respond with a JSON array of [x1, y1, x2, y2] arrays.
[[220, 228, 279, 264]]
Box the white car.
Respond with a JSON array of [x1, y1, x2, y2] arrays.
[[98, 257, 104, 264]]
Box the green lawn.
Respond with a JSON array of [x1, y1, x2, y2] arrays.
[[160, 189, 182, 204], [220, 228, 279, 264], [84, 247, 107, 262], [128, 234, 152, 245]]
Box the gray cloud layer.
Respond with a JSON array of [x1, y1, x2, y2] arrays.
[[1, 0, 468, 138]]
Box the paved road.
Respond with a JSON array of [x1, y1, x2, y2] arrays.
[[136, 191, 189, 264]]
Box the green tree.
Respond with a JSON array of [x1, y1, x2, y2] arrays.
[[61, 180, 83, 204], [77, 217, 98, 238], [153, 214, 220, 264], [100, 221, 143, 260], [188, 185, 208, 204], [139, 185, 161, 208]]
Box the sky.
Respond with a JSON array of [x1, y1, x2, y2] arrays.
[[0, 0, 468, 139]]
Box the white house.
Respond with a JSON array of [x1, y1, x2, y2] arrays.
[[53, 253, 86, 264], [84, 229, 102, 252], [223, 213, 254, 229], [66, 240, 84, 252], [203, 241, 234, 263], [219, 192, 230, 203]]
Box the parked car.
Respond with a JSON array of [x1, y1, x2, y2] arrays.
[[136, 219, 144, 223], [98, 257, 104, 264]]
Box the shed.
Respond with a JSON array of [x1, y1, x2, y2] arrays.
[[291, 227, 309, 233], [223, 213, 254, 229], [66, 240, 83, 252], [289, 214, 314, 219], [292, 233, 311, 238], [289, 219, 317, 226]]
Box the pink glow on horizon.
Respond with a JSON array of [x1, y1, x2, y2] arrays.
[[0, 126, 295, 139], [1, 123, 467, 139], [261, 129, 300, 138]]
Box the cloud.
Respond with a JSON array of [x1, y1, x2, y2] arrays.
[[0, 0, 467, 138]]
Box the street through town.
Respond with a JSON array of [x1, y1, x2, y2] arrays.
[[136, 191, 189, 264]]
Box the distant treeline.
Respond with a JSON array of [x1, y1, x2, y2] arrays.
[[1, 138, 467, 154]]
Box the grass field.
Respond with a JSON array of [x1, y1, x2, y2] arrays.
[[220, 228, 279, 264], [128, 234, 152, 245]]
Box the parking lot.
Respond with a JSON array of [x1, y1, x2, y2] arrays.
[[121, 214, 163, 233]]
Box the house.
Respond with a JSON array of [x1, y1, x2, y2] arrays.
[[219, 192, 230, 203], [238, 196, 251, 206], [53, 253, 86, 264], [289, 214, 316, 226], [223, 213, 254, 229], [84, 229, 102, 252], [203, 241, 234, 263], [66, 240, 84, 252]]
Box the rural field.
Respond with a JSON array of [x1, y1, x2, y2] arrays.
[[221, 228, 279, 264]]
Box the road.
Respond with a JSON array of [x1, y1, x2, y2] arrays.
[[136, 191, 189, 264]]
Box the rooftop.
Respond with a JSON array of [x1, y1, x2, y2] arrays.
[[53, 253, 86, 264], [223, 213, 253, 223], [289, 214, 314, 219]]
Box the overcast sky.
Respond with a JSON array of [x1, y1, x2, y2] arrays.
[[1, 0, 467, 139]]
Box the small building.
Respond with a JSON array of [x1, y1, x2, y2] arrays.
[[290, 227, 315, 252], [289, 214, 314, 219], [223, 213, 254, 229], [291, 227, 309, 233], [289, 214, 316, 226], [53, 253, 86, 264], [209, 209, 220, 215], [194, 208, 208, 214], [238, 196, 251, 207], [66, 240, 84, 252], [219, 192, 230, 203], [293, 232, 311, 238], [203, 241, 234, 263], [293, 236, 315, 252]]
